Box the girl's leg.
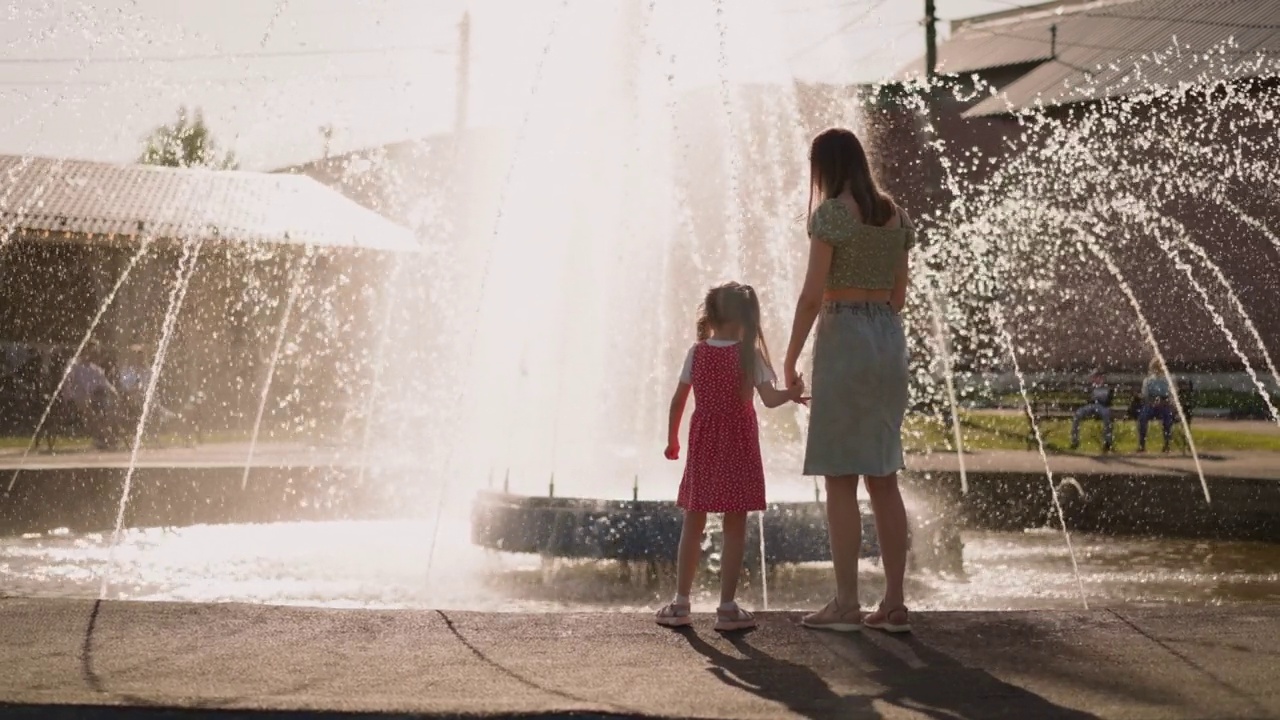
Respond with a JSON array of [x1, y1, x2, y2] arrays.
[[825, 475, 862, 608], [864, 473, 909, 610], [657, 510, 705, 627], [676, 510, 707, 599], [712, 511, 757, 631], [718, 512, 748, 605]]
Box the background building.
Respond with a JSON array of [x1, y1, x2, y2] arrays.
[[866, 0, 1280, 372], [0, 154, 417, 437]]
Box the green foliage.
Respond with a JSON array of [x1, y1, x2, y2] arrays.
[[1193, 389, 1280, 420], [140, 106, 238, 170]]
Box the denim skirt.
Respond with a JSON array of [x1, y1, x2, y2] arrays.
[[803, 301, 909, 477]]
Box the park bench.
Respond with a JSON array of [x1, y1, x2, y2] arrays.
[[1019, 376, 1196, 452], [33, 393, 86, 453]]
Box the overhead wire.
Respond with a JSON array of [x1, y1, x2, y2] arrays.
[[788, 0, 896, 61], [0, 43, 454, 66]]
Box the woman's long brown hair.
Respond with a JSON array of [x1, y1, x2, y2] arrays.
[[807, 128, 895, 227]]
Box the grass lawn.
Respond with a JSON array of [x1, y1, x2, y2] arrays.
[[4, 415, 1277, 457], [905, 412, 1280, 454]]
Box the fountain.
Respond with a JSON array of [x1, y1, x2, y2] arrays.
[[409, 0, 883, 573]]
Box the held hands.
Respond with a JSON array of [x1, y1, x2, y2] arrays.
[[784, 365, 810, 406]]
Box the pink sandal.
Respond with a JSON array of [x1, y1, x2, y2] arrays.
[[655, 602, 692, 628], [863, 604, 911, 633], [713, 604, 757, 632]]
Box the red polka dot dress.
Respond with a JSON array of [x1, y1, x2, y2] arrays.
[[677, 342, 767, 513]]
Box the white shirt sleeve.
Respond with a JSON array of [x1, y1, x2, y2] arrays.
[[678, 344, 696, 385], [755, 349, 777, 386]]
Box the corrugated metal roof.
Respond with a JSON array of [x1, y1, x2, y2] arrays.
[[0, 154, 419, 252], [900, 0, 1280, 117]]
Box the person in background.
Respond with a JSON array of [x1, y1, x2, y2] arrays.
[[1137, 357, 1176, 453], [116, 343, 152, 401], [115, 343, 186, 440], [1070, 369, 1114, 453], [64, 341, 123, 449]]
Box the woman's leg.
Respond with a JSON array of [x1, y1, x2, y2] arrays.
[[1160, 406, 1175, 448], [718, 512, 747, 605], [802, 475, 863, 631], [1070, 405, 1090, 448], [1137, 405, 1152, 450], [864, 473, 908, 610], [825, 475, 862, 609], [675, 510, 707, 599]]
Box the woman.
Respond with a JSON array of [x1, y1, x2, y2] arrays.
[[783, 128, 915, 633], [1137, 357, 1175, 453]]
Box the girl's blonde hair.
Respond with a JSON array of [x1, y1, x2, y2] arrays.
[[696, 281, 775, 397]]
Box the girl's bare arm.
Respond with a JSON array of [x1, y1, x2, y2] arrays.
[[756, 374, 804, 409], [667, 382, 691, 448]]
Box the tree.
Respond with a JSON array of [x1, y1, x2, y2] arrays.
[[140, 106, 238, 170]]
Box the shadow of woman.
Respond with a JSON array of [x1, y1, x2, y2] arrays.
[[857, 632, 1103, 720], [679, 623, 1104, 720], [677, 627, 881, 720]]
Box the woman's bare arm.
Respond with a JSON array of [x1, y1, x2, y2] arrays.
[[890, 251, 910, 314], [891, 210, 913, 313], [784, 239, 834, 377]]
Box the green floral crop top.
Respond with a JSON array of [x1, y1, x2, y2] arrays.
[[807, 198, 915, 291]]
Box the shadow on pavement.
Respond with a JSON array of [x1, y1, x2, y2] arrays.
[[679, 624, 1102, 720], [76, 600, 319, 715], [0, 707, 647, 720], [435, 609, 641, 717]]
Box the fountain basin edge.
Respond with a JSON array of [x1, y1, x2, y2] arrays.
[[469, 490, 880, 565]]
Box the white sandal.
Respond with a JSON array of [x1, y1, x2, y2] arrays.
[[655, 602, 692, 628], [713, 604, 757, 632], [801, 597, 862, 633], [863, 604, 911, 633]]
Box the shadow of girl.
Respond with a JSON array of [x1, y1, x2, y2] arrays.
[[677, 627, 881, 720]]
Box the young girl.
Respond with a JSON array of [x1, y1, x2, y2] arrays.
[[657, 281, 805, 631]]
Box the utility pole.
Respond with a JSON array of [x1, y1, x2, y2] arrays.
[[925, 0, 938, 79], [449, 11, 472, 251], [454, 11, 471, 136], [921, 0, 942, 239]]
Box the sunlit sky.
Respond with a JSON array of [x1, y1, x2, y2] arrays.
[[1, 1, 1041, 170]]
